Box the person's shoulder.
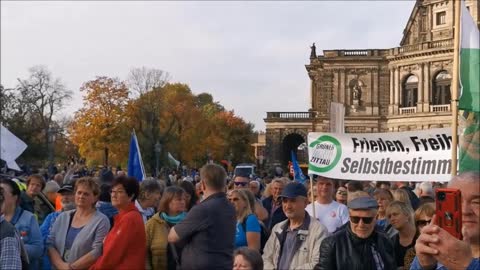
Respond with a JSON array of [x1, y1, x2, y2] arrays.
[[271, 219, 288, 233], [0, 219, 17, 238], [246, 214, 260, 223], [93, 210, 110, 223], [17, 207, 35, 220], [331, 200, 347, 209], [309, 217, 328, 232]]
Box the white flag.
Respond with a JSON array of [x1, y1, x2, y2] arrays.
[[0, 124, 27, 171], [168, 152, 180, 167], [330, 102, 345, 134]]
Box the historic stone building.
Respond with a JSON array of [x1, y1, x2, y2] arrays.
[[264, 0, 479, 168]]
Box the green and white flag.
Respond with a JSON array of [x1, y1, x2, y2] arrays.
[[459, 1, 480, 112]]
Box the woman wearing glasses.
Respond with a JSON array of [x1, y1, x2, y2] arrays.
[[90, 176, 146, 270], [47, 177, 110, 270], [414, 202, 434, 231], [229, 189, 261, 251], [386, 201, 417, 269]]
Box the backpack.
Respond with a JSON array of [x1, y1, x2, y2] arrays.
[[241, 216, 270, 254]]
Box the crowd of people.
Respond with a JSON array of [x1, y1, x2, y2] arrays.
[[0, 162, 479, 270]]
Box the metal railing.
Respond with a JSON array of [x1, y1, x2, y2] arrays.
[[430, 104, 450, 112]]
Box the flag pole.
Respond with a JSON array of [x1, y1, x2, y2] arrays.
[[451, 0, 461, 176], [309, 174, 316, 220]]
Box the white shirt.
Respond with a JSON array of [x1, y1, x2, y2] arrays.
[[305, 200, 349, 233]]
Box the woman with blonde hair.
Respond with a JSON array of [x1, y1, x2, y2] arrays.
[[393, 188, 412, 208], [386, 201, 417, 269], [47, 177, 110, 270], [229, 189, 261, 251], [145, 186, 187, 270], [414, 202, 435, 232]]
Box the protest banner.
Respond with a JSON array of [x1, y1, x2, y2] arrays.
[[308, 128, 452, 182]]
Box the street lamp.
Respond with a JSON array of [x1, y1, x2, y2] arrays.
[[47, 127, 57, 164], [154, 141, 162, 177]]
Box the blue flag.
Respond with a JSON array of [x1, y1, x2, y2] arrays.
[[291, 150, 306, 183], [128, 130, 146, 181]]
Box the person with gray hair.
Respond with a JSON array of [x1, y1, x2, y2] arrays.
[[411, 171, 480, 270], [135, 179, 164, 223], [416, 181, 435, 205]]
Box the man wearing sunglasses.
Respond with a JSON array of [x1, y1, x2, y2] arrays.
[[233, 175, 268, 222], [315, 196, 396, 270]]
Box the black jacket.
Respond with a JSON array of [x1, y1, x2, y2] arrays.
[[315, 222, 396, 270], [262, 196, 287, 231]]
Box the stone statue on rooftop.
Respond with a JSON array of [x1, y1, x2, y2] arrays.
[[310, 43, 317, 59]]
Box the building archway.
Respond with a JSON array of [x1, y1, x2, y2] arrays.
[[432, 70, 451, 105], [282, 133, 306, 167], [402, 74, 419, 108]]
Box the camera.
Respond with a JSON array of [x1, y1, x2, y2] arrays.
[[437, 191, 446, 201]]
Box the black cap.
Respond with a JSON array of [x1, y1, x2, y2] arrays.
[[347, 197, 378, 210], [279, 182, 307, 198], [57, 184, 74, 194]]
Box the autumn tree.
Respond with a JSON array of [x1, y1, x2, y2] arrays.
[[69, 77, 129, 167]]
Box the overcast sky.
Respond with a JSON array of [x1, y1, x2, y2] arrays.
[[1, 1, 415, 131]]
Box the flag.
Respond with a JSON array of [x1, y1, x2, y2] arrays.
[[330, 102, 345, 133], [459, 111, 480, 173], [127, 130, 145, 181], [0, 124, 27, 171], [291, 150, 306, 183], [459, 2, 480, 112], [458, 3, 480, 173], [168, 152, 180, 168]]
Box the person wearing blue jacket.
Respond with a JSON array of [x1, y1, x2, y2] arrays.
[[40, 184, 76, 270], [0, 179, 44, 270]]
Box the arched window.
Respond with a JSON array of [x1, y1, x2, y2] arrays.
[[432, 71, 451, 105], [402, 74, 418, 107]]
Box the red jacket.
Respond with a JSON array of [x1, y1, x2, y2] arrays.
[[90, 202, 146, 270]]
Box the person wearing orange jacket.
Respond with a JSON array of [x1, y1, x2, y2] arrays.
[[90, 176, 146, 270]]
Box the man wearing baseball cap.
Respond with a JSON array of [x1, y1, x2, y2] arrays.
[[315, 196, 396, 270], [262, 182, 329, 269]]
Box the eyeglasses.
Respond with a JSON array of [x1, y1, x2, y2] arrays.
[[416, 219, 431, 227], [337, 191, 347, 196], [110, 189, 126, 195], [350, 216, 375, 224], [234, 181, 248, 187]]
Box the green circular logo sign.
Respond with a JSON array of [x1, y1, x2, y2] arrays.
[[308, 135, 342, 173]]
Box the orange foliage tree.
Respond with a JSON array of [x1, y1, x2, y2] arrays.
[[69, 77, 129, 167]]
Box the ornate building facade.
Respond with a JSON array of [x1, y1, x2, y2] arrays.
[[264, 0, 479, 168]]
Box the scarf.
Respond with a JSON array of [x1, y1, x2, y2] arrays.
[[160, 212, 187, 224]]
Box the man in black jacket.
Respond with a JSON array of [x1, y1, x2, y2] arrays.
[[315, 196, 396, 270]]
